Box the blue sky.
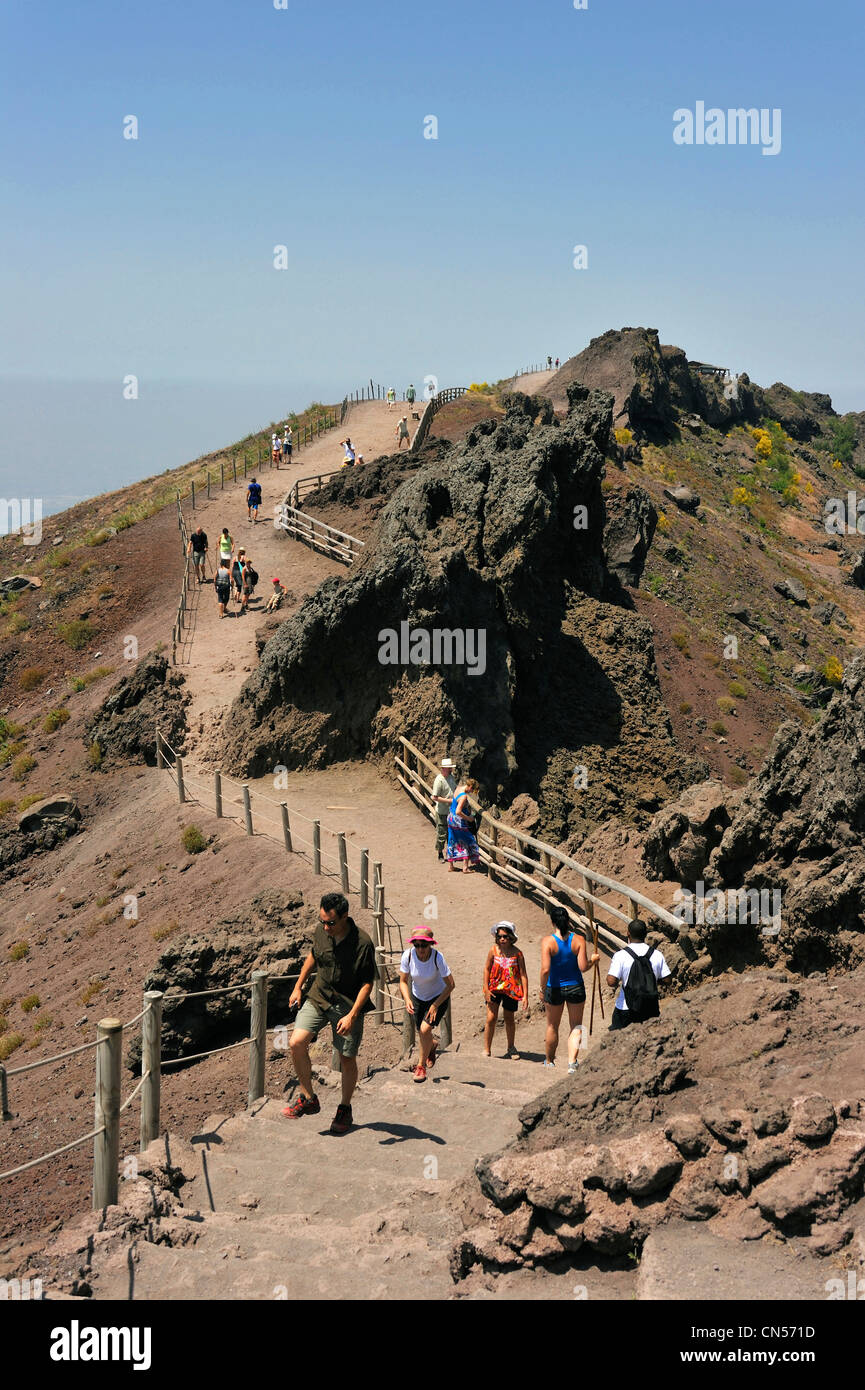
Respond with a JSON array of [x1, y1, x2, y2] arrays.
[[1, 0, 863, 515]]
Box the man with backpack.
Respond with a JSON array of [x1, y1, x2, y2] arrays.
[[247, 477, 262, 523], [606, 919, 671, 1029]]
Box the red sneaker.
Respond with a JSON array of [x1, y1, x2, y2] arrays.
[[413, 1064, 427, 1084], [282, 1093, 321, 1118], [330, 1103, 353, 1134]]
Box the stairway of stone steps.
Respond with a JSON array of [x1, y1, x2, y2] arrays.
[[87, 1047, 556, 1300]]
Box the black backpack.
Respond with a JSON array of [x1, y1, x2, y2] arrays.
[[622, 946, 660, 1019], [246, 565, 258, 587]]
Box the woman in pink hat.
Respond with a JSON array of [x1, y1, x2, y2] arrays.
[[399, 927, 455, 1083]]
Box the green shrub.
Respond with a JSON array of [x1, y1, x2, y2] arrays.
[[717, 696, 736, 715], [151, 920, 180, 943], [34, 1014, 52, 1031], [20, 993, 40, 1012], [80, 979, 105, 1006], [679, 702, 692, 715], [11, 753, 36, 782], [754, 660, 773, 685], [19, 667, 46, 691], [671, 631, 691, 656], [87, 741, 103, 769], [728, 681, 747, 698], [0, 718, 24, 741], [0, 1033, 25, 1061], [46, 548, 72, 569], [85, 529, 112, 547], [710, 720, 728, 735], [0, 799, 15, 818], [0, 740, 25, 767], [729, 766, 748, 787], [57, 618, 95, 650], [43, 708, 71, 733], [9, 942, 29, 961], [6, 612, 29, 635], [182, 825, 207, 854]]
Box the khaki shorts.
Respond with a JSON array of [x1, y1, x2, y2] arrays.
[[294, 998, 364, 1058]]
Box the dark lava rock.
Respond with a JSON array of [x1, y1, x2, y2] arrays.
[[126, 889, 314, 1068], [602, 485, 657, 589], [16, 793, 80, 834], [85, 653, 189, 767], [222, 387, 704, 841], [773, 577, 809, 606], [705, 652, 865, 968], [663, 485, 701, 515], [643, 779, 738, 885]]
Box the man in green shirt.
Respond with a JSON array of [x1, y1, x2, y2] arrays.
[[284, 893, 376, 1134], [431, 757, 457, 861]]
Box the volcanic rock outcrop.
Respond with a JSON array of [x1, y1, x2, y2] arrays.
[[451, 968, 865, 1278], [222, 388, 705, 840], [85, 652, 188, 767]]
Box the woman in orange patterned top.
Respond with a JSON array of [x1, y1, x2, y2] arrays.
[[482, 921, 529, 1059]]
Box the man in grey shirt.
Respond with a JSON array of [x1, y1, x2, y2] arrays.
[[431, 757, 457, 861]]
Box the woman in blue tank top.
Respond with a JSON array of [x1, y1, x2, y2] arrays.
[[540, 904, 599, 1073]]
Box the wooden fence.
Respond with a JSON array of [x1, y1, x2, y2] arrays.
[[287, 468, 343, 509], [172, 495, 193, 664], [276, 499, 365, 566], [410, 387, 467, 453], [395, 735, 680, 957]]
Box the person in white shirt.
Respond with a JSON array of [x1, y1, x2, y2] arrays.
[[399, 926, 454, 1084], [606, 919, 671, 1030]]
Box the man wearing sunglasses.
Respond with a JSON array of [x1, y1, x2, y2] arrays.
[[284, 892, 376, 1134]]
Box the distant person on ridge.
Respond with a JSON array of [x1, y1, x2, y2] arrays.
[[246, 476, 262, 523], [606, 919, 671, 1030], [431, 756, 457, 860], [555, 357, 560, 369], [187, 527, 208, 583], [406, 383, 416, 411], [271, 433, 281, 466], [282, 425, 292, 464], [396, 416, 410, 449], [284, 892, 376, 1134], [386, 386, 396, 409], [547, 355, 552, 370], [214, 557, 232, 618], [540, 905, 599, 1072]]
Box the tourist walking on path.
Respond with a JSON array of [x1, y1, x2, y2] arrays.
[[396, 416, 410, 449], [214, 557, 232, 618], [284, 892, 376, 1134], [231, 548, 246, 602], [239, 553, 257, 614], [606, 920, 671, 1029], [282, 426, 292, 465], [340, 437, 356, 466], [555, 357, 560, 369], [187, 527, 208, 583], [431, 756, 457, 860], [386, 386, 396, 409], [483, 922, 528, 1059], [399, 927, 455, 1084], [540, 905, 599, 1072], [246, 476, 262, 523], [406, 383, 416, 410], [218, 527, 234, 571], [446, 778, 480, 872], [547, 355, 552, 370], [271, 433, 282, 466]]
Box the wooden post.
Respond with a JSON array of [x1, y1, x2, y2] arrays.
[[313, 820, 321, 874], [440, 1003, 453, 1049], [207, 472, 211, 499], [233, 456, 237, 483], [402, 1009, 415, 1057], [93, 1018, 122, 1211], [155, 727, 165, 770], [0, 1064, 10, 1121], [191, 480, 195, 510], [360, 848, 369, 909], [140, 991, 162, 1151], [176, 757, 186, 804], [280, 802, 292, 853], [242, 785, 253, 835], [338, 832, 349, 894], [220, 461, 224, 490], [372, 886, 384, 1022], [541, 851, 552, 880], [247, 971, 268, 1105], [214, 770, 223, 818]]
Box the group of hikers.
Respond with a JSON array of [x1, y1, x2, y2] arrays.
[[386, 384, 417, 411], [282, 890, 671, 1133], [185, 477, 287, 620], [271, 428, 293, 467]]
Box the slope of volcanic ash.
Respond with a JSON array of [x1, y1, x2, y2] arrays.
[[221, 388, 704, 837]]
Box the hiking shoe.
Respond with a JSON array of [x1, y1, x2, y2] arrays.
[[543, 1060, 556, 1068], [413, 1064, 427, 1083], [568, 1061, 579, 1075], [330, 1103, 353, 1134], [282, 1093, 320, 1119]]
